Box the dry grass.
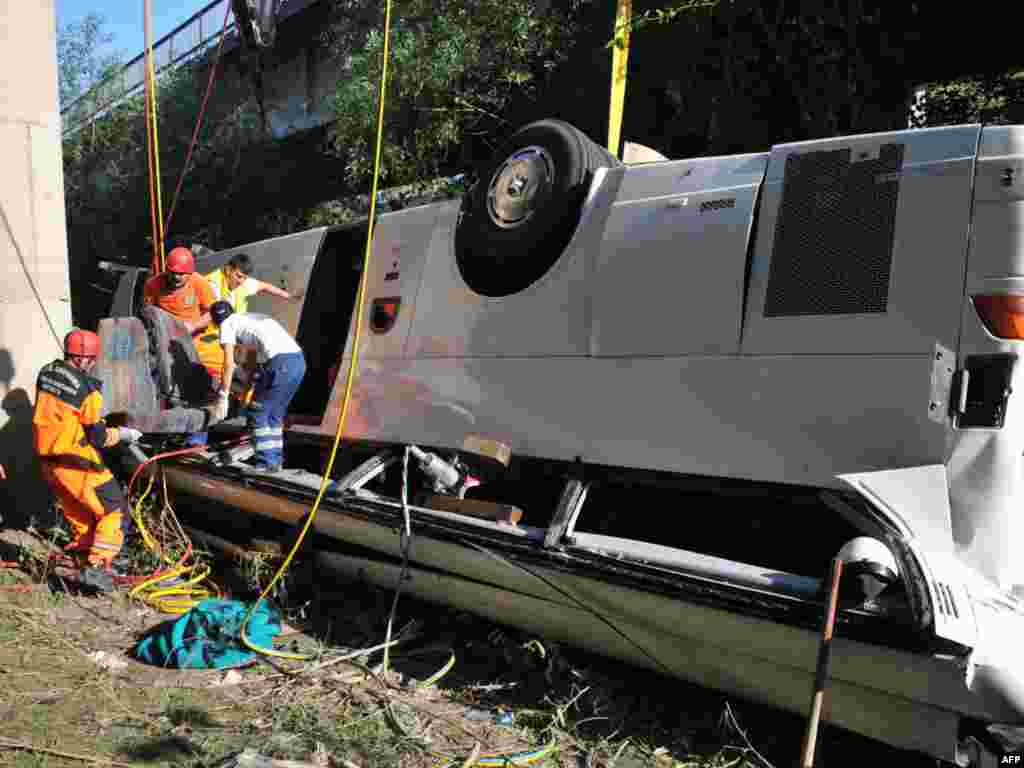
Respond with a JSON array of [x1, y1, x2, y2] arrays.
[[0, 526, 934, 768]]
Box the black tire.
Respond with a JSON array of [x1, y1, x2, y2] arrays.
[[140, 305, 213, 405], [455, 119, 620, 297]]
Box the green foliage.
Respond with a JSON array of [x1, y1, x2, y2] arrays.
[[912, 71, 1024, 128], [610, 0, 718, 43], [57, 12, 122, 109], [329, 0, 584, 188]]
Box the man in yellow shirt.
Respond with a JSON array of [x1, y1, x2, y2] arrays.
[[206, 253, 296, 414], [205, 253, 293, 313]]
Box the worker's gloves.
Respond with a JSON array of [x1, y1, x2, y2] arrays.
[[118, 427, 143, 444], [211, 390, 230, 422]]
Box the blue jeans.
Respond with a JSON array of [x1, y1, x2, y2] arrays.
[[247, 352, 306, 467], [185, 431, 208, 447]]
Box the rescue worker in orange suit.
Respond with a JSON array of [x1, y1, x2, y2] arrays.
[[33, 330, 142, 592], [143, 246, 222, 446]]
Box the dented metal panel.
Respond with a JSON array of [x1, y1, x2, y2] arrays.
[[308, 353, 947, 487], [950, 125, 1024, 593], [964, 125, 1024, 280], [591, 153, 767, 356], [839, 465, 956, 555], [210, 227, 327, 338]]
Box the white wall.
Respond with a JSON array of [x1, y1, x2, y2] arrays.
[[0, 0, 73, 525]]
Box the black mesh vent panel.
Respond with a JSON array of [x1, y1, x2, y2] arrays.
[[763, 143, 904, 317]]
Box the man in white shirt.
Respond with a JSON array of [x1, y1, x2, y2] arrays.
[[211, 301, 306, 472], [205, 253, 293, 313]]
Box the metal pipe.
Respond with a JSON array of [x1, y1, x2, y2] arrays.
[[164, 466, 310, 527], [181, 524, 254, 560], [800, 557, 844, 767]]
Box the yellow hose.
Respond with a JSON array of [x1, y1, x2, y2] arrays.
[[431, 740, 558, 768], [237, 0, 395, 661], [128, 471, 216, 614]]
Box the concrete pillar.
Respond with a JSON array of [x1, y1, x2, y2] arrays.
[[0, 0, 73, 527]]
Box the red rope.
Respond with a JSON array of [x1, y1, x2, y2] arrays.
[[120, 435, 251, 583], [126, 435, 249, 494], [128, 445, 206, 495], [164, 0, 233, 237], [10, 438, 250, 592], [118, 445, 211, 588]]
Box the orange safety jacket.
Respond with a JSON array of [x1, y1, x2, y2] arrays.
[[143, 272, 224, 376], [33, 360, 116, 468]]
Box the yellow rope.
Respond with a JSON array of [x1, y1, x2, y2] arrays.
[[237, 0, 395, 661], [146, 43, 166, 271]]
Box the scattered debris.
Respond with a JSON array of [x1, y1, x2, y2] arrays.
[[0, 736, 134, 766], [220, 749, 325, 768], [88, 650, 129, 672], [0, 524, 938, 768], [461, 742, 481, 768], [311, 742, 330, 768], [463, 707, 514, 725], [211, 669, 245, 687]]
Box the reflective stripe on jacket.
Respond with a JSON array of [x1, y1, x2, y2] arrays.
[[33, 360, 108, 472]]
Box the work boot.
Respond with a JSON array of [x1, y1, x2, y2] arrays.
[[110, 554, 132, 577], [78, 567, 116, 594], [242, 456, 281, 473]]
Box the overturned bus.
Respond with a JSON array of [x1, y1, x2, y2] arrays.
[[99, 118, 1024, 766]]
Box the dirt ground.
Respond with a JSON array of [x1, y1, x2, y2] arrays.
[[0, 524, 940, 768]]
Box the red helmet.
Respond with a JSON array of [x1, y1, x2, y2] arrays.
[[64, 329, 100, 358], [166, 246, 195, 274]]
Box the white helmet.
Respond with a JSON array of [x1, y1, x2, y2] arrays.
[[837, 536, 900, 583]]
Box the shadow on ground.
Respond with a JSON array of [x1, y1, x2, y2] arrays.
[[118, 734, 199, 762]]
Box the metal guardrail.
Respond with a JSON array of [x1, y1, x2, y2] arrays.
[[60, 0, 239, 136]]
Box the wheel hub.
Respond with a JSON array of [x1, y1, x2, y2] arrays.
[[486, 146, 554, 229]]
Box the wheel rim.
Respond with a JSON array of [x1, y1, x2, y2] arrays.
[[485, 146, 554, 230]]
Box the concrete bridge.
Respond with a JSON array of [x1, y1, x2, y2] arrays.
[[62, 0, 348, 142]]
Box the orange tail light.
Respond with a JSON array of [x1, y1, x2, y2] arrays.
[[972, 294, 1024, 340]]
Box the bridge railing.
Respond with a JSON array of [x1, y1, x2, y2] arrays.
[[60, 0, 238, 137]]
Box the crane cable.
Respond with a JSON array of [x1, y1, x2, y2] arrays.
[[236, 0, 395, 662], [164, 0, 233, 237]]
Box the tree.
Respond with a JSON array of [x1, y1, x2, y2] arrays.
[[607, 0, 1024, 157], [56, 13, 122, 110], [327, 0, 588, 189], [912, 71, 1024, 128]]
